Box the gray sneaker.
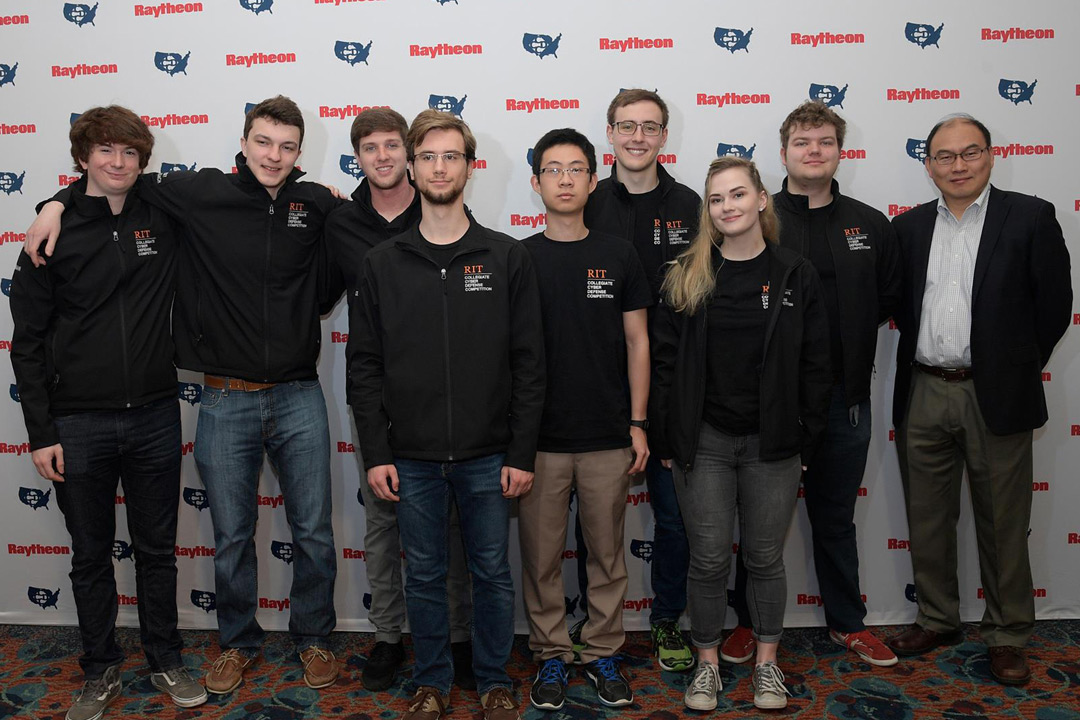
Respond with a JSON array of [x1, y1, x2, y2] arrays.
[[66, 664, 122, 720], [752, 661, 792, 710], [151, 666, 208, 708], [683, 660, 722, 711]]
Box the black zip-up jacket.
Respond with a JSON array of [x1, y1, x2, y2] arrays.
[[350, 221, 546, 471], [774, 178, 902, 406], [652, 244, 832, 470], [584, 161, 701, 303], [11, 185, 179, 450], [43, 155, 341, 383]]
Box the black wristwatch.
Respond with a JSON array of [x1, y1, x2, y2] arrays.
[[629, 419, 649, 430]]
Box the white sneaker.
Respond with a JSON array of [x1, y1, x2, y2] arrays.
[[683, 660, 722, 711], [752, 661, 792, 710]]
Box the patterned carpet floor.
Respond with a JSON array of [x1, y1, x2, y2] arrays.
[[1, 621, 1079, 719]]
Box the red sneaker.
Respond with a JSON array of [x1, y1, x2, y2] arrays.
[[830, 629, 899, 667], [719, 626, 755, 664]]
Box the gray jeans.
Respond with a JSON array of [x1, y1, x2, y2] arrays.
[[673, 423, 801, 646], [355, 448, 472, 644]]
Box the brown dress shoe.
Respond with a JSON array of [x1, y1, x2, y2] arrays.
[[403, 686, 449, 720], [886, 625, 963, 657], [205, 649, 258, 694], [300, 646, 339, 689], [989, 646, 1031, 685], [481, 686, 521, 720]]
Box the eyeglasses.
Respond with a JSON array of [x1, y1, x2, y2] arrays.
[[612, 120, 665, 136], [413, 152, 466, 164], [930, 147, 989, 165], [537, 167, 589, 177]]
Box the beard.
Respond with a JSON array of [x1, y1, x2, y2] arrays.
[[418, 179, 465, 206]]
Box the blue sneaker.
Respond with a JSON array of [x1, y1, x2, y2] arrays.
[[529, 658, 568, 711], [584, 656, 633, 707]]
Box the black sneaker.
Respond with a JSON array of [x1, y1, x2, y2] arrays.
[[451, 640, 476, 691], [361, 640, 406, 691], [584, 656, 633, 707], [530, 658, 568, 711]]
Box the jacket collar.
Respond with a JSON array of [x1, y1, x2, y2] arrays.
[[395, 217, 487, 254], [233, 151, 305, 195], [775, 177, 841, 216], [68, 175, 137, 219], [608, 161, 676, 201]]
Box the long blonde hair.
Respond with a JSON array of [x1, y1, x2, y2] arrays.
[[661, 157, 779, 314]]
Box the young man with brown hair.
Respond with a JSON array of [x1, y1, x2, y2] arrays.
[[11, 105, 206, 720]]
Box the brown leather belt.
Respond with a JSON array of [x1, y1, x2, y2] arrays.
[[203, 375, 277, 392], [914, 362, 972, 382]]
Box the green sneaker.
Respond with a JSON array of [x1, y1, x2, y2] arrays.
[[651, 620, 694, 672], [568, 617, 587, 665]]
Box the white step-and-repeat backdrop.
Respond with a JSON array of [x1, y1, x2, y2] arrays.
[[1, 1, 1077, 634]]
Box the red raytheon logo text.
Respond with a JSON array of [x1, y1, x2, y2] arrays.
[[1068, 533, 1080, 544], [978, 587, 1046, 598], [1033, 481, 1049, 491], [562, 549, 579, 559], [603, 153, 676, 166], [134, 2, 204, 17], [0, 340, 11, 353], [992, 143, 1053, 158], [410, 43, 482, 59], [0, 14, 30, 25], [316, 0, 385, 5], [331, 332, 348, 343], [0, 123, 35, 135], [118, 594, 138, 606], [116, 495, 126, 505], [799, 485, 866, 498], [509, 213, 546, 228], [627, 491, 650, 506], [791, 31, 865, 47], [1071, 425, 1080, 436], [259, 597, 290, 611], [258, 494, 284, 509], [141, 113, 209, 129], [799, 593, 866, 605], [887, 539, 910, 550], [624, 598, 652, 612], [59, 174, 81, 187], [175, 545, 215, 558], [840, 149, 866, 160], [505, 97, 580, 113], [181, 441, 194, 456], [8, 543, 71, 556], [337, 442, 355, 453], [319, 104, 390, 119], [226, 52, 297, 68], [342, 548, 367, 560], [888, 203, 920, 217], [599, 36, 674, 52], [697, 92, 771, 108], [1042, 372, 1051, 382], [0, 231, 27, 244], [981, 27, 1054, 43], [887, 87, 960, 102], [0, 442, 31, 455], [52, 63, 119, 79]]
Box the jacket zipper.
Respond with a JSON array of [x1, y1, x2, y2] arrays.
[[757, 261, 797, 437], [263, 202, 274, 381], [440, 267, 454, 460], [112, 225, 133, 407]]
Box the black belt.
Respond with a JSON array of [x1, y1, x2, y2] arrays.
[[914, 362, 972, 382]]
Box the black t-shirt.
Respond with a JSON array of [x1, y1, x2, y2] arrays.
[[806, 205, 842, 379], [703, 249, 770, 435], [420, 236, 462, 269], [629, 186, 666, 302], [521, 231, 653, 453]]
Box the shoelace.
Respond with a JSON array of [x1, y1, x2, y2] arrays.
[[410, 690, 444, 712], [654, 622, 684, 649], [303, 647, 331, 667], [212, 649, 243, 673], [688, 663, 720, 695], [589, 656, 622, 680], [538, 659, 567, 684], [484, 687, 516, 708], [754, 663, 792, 697], [76, 676, 114, 702], [157, 667, 191, 686]]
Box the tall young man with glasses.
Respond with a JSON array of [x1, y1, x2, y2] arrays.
[[518, 129, 652, 711], [584, 89, 700, 673], [888, 114, 1071, 685], [722, 101, 901, 668], [351, 110, 545, 720]]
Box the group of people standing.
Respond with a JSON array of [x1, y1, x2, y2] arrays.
[[11, 87, 1070, 720]]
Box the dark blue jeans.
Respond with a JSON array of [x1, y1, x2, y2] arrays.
[[732, 385, 871, 632], [393, 453, 514, 696], [194, 379, 336, 652], [575, 454, 689, 624], [52, 397, 184, 678]]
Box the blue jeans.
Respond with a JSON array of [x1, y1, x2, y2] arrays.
[[674, 424, 801, 646], [732, 385, 871, 632], [644, 454, 689, 623], [194, 379, 336, 652], [53, 397, 184, 678], [393, 453, 514, 696]]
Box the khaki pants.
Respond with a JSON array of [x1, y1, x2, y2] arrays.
[[518, 448, 632, 663]]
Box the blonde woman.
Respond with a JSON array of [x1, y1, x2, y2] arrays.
[[651, 157, 831, 711]]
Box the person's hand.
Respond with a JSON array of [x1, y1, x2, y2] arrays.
[[660, 458, 672, 469], [320, 183, 348, 200], [367, 464, 400, 502], [501, 466, 533, 498], [628, 426, 649, 475], [24, 201, 65, 267], [32, 444, 65, 482]]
